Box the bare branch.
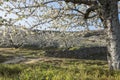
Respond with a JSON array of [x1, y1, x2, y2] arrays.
[[69, 8, 85, 15], [64, 0, 97, 5], [84, 6, 99, 19]]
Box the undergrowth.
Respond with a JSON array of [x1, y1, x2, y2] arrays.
[[0, 59, 120, 80]]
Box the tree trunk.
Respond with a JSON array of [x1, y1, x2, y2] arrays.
[[103, 0, 120, 70]]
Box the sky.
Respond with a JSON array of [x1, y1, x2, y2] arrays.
[[0, 1, 119, 31]]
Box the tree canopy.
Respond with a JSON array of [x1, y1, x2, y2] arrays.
[[0, 0, 108, 31]]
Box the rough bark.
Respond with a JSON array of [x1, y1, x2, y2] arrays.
[[102, 0, 120, 70]]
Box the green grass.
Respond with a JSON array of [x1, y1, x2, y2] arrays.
[[0, 48, 119, 80], [0, 48, 46, 61], [0, 59, 120, 80]]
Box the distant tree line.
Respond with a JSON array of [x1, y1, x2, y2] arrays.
[[0, 29, 105, 49]]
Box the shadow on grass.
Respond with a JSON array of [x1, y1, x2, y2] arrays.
[[45, 46, 108, 61], [0, 55, 14, 63]]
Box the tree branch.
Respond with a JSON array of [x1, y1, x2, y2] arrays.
[[70, 8, 85, 15], [84, 5, 99, 19], [64, 0, 97, 5]]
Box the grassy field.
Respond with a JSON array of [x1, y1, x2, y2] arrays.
[[0, 48, 120, 80]]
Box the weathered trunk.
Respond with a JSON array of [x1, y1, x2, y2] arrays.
[[103, 0, 120, 70]]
